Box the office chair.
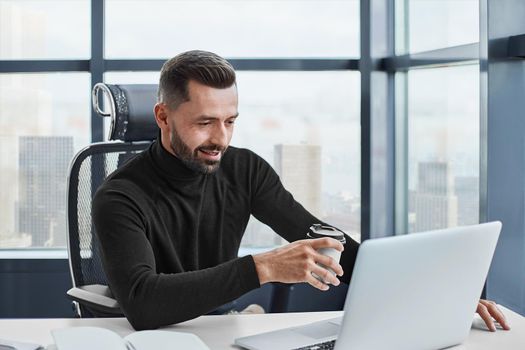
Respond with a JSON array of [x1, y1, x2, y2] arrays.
[[66, 83, 158, 317]]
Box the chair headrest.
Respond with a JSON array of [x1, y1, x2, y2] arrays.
[[92, 83, 159, 142]]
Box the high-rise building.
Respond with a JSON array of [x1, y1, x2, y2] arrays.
[[455, 176, 479, 226], [17, 136, 73, 247], [413, 161, 458, 232], [240, 144, 323, 248], [274, 144, 322, 217]]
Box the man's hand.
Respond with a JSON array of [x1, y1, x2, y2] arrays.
[[252, 238, 344, 291], [476, 299, 511, 331]]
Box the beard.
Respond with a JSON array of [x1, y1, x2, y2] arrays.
[[169, 127, 227, 174]]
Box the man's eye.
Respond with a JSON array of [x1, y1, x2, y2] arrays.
[[227, 120, 236, 125], [198, 122, 211, 126]]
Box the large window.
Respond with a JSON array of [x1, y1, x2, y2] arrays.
[[1, 0, 361, 252]]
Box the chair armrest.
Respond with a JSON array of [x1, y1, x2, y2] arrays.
[[67, 284, 122, 316]]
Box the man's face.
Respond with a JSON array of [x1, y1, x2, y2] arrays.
[[159, 80, 238, 174]]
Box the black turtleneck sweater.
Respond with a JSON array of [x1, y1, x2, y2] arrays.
[[92, 140, 359, 330]]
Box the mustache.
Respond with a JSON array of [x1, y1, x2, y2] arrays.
[[198, 144, 227, 152]]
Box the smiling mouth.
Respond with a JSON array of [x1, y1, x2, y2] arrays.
[[198, 148, 222, 161], [199, 149, 220, 156]]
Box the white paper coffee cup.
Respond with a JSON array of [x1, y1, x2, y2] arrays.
[[307, 224, 346, 284]]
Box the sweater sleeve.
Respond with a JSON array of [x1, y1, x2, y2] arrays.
[[250, 154, 360, 285], [92, 184, 260, 330]]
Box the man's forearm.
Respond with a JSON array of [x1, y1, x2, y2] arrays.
[[108, 255, 260, 330]]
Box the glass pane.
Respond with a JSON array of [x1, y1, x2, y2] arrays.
[[0, 73, 91, 249], [0, 0, 90, 59], [399, 0, 479, 54], [235, 71, 361, 246], [407, 65, 479, 233], [105, 0, 359, 59], [104, 71, 362, 246]]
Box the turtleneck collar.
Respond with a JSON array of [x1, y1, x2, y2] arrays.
[[149, 138, 204, 180]]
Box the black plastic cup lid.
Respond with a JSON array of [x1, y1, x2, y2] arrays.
[[307, 224, 346, 244]]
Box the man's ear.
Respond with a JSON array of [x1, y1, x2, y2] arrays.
[[154, 103, 169, 130]]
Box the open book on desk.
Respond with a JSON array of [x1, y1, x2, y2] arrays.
[[0, 339, 43, 350], [51, 327, 210, 350]]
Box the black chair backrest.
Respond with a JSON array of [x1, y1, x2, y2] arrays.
[[92, 84, 159, 142], [67, 84, 158, 295]]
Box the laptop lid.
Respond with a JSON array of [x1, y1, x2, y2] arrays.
[[335, 221, 501, 350]]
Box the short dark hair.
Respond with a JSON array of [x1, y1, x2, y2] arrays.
[[158, 50, 236, 109]]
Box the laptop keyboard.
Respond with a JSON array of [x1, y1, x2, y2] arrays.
[[292, 339, 336, 350]]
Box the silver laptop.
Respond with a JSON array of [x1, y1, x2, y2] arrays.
[[235, 222, 501, 350]]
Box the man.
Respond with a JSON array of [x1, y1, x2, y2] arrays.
[[93, 50, 509, 332]]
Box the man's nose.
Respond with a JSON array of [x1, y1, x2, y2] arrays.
[[210, 123, 229, 147]]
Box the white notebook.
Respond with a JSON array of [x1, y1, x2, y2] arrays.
[[51, 327, 209, 350]]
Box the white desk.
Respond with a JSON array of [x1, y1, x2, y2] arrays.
[[1, 306, 524, 349]]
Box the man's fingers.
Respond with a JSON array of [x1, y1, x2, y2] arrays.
[[306, 272, 330, 291], [480, 300, 506, 321], [310, 237, 344, 251], [310, 263, 341, 286], [482, 301, 511, 330], [477, 303, 496, 331], [315, 253, 344, 277]]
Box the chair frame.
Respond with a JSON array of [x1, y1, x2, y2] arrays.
[[66, 141, 151, 317]]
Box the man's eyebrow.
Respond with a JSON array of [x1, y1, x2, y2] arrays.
[[196, 115, 217, 121], [196, 113, 239, 120]]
